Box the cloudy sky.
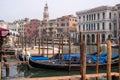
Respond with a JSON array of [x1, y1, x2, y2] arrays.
[[0, 0, 119, 22]]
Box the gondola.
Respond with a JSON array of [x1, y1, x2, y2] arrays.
[[28, 56, 118, 71], [28, 52, 119, 71]]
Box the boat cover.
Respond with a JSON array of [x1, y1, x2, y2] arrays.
[[30, 56, 50, 61]]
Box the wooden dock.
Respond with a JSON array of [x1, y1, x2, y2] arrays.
[[16, 72, 119, 80]]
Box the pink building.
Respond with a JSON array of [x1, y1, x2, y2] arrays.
[[24, 19, 41, 41]]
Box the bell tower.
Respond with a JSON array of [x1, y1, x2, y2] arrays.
[[43, 2, 49, 21]]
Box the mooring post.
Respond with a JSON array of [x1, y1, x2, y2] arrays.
[[106, 40, 112, 80], [79, 31, 82, 75], [47, 36, 48, 57], [96, 33, 100, 80], [0, 50, 2, 80], [3, 55, 7, 62], [59, 35, 63, 62], [80, 41, 86, 80], [52, 35, 54, 56], [79, 31, 86, 80], [0, 62, 1, 80], [58, 37, 61, 62], [119, 36, 120, 80], [2, 54, 9, 77], [41, 37, 44, 56], [5, 62, 9, 77], [38, 38, 40, 55], [68, 34, 71, 72], [62, 35, 63, 58]]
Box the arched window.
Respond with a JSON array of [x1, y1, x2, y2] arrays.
[[83, 35, 85, 41], [87, 34, 90, 44], [92, 34, 95, 42], [102, 34, 105, 43], [108, 34, 112, 40]]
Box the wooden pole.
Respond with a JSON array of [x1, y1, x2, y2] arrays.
[[41, 36, 44, 56], [62, 35, 63, 56], [5, 62, 9, 77], [80, 41, 86, 80], [59, 34, 63, 62], [79, 31, 82, 75], [38, 38, 40, 55], [79, 31, 87, 80], [68, 34, 71, 72], [47, 36, 48, 57], [2, 55, 9, 77], [24, 37, 27, 61], [106, 40, 112, 80], [0, 62, 1, 80], [0, 49, 1, 80], [52, 35, 54, 57], [58, 36, 61, 61], [79, 31, 82, 43], [96, 33, 100, 80], [119, 36, 120, 80]]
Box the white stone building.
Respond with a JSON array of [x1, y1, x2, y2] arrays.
[[76, 5, 118, 44], [8, 18, 29, 45]]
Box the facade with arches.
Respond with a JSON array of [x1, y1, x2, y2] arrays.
[[76, 5, 119, 44]]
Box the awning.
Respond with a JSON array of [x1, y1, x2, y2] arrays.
[[0, 28, 9, 37]]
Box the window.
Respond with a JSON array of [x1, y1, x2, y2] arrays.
[[94, 23, 96, 30], [103, 12, 105, 19], [102, 34, 105, 42], [89, 15, 91, 20], [92, 14, 93, 20], [91, 24, 93, 30], [109, 12, 111, 19], [86, 24, 88, 30], [83, 16, 85, 21], [61, 23, 65, 26], [73, 24, 76, 26], [57, 23, 59, 27], [49, 23, 53, 26], [83, 25, 85, 31], [79, 25, 81, 31], [98, 13, 100, 20], [79, 16, 81, 19], [67, 23, 69, 26], [94, 14, 96, 20], [87, 15, 88, 21], [61, 18, 65, 21], [97, 23, 100, 30], [102, 22, 105, 30], [89, 24, 90, 30], [109, 23, 112, 30]]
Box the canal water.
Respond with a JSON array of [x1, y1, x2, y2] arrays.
[[1, 45, 118, 80]]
